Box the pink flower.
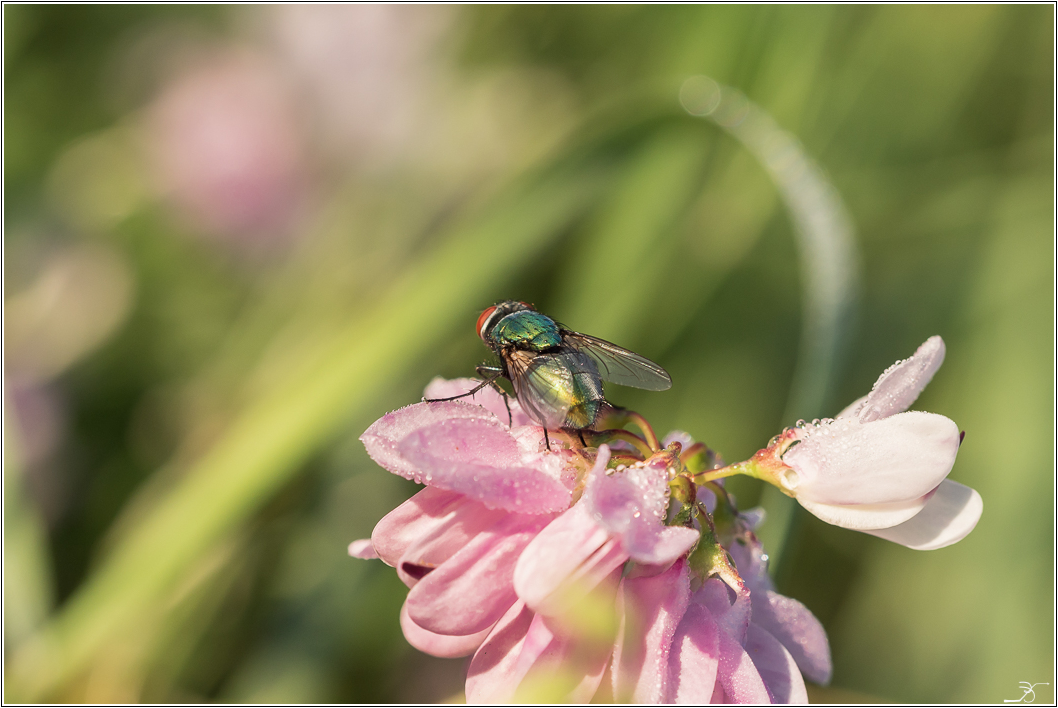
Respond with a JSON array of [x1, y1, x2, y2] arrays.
[[146, 52, 308, 249], [353, 379, 831, 702], [757, 337, 982, 550]]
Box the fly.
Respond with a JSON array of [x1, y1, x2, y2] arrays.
[[426, 300, 671, 448]]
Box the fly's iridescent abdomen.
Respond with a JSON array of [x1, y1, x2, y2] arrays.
[[512, 350, 604, 429]]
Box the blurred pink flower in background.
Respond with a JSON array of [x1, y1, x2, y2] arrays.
[[267, 5, 449, 166], [146, 52, 309, 249]]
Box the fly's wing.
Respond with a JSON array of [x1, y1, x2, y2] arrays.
[[560, 330, 672, 391], [505, 349, 602, 429]]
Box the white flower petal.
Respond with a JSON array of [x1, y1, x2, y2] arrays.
[[836, 395, 868, 420], [859, 336, 945, 423], [798, 494, 928, 530], [863, 480, 983, 550], [784, 411, 960, 505]]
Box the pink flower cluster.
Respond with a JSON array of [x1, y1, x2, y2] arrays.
[[351, 379, 830, 703]]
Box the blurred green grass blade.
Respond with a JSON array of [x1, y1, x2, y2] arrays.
[[555, 124, 710, 345], [3, 427, 55, 649], [7, 163, 607, 700]]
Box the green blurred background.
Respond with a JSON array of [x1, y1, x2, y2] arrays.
[[3, 5, 1052, 703]]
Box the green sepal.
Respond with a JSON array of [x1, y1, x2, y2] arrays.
[[686, 512, 743, 588], [669, 502, 695, 528]]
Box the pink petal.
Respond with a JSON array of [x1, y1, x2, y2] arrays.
[[662, 430, 696, 450], [751, 589, 832, 686], [531, 571, 622, 702], [716, 627, 771, 704], [405, 513, 552, 635], [583, 449, 697, 565], [362, 400, 570, 513], [362, 400, 495, 480], [513, 502, 623, 615], [538, 628, 613, 703], [784, 411, 960, 505], [666, 602, 720, 703], [399, 601, 494, 658], [633, 526, 701, 566], [347, 539, 377, 559], [467, 573, 621, 704], [399, 413, 571, 514], [858, 336, 946, 423], [371, 487, 503, 570], [864, 479, 983, 550], [586, 452, 670, 530], [710, 679, 727, 702], [726, 533, 771, 591], [423, 377, 533, 427], [727, 533, 832, 684], [739, 506, 766, 530], [612, 560, 691, 702], [696, 578, 751, 646], [466, 601, 535, 703], [797, 494, 929, 531], [505, 610, 614, 703], [745, 623, 808, 703]]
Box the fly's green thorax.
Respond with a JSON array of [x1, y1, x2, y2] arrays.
[[491, 310, 562, 351]]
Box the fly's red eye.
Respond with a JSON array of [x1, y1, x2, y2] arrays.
[[476, 306, 497, 340]]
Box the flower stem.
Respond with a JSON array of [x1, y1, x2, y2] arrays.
[[623, 410, 662, 452], [591, 429, 653, 459], [607, 451, 644, 467], [689, 460, 758, 485]]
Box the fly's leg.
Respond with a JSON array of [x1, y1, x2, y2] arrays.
[[423, 370, 503, 403], [475, 365, 513, 427], [543, 428, 551, 451], [577, 429, 587, 446]]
